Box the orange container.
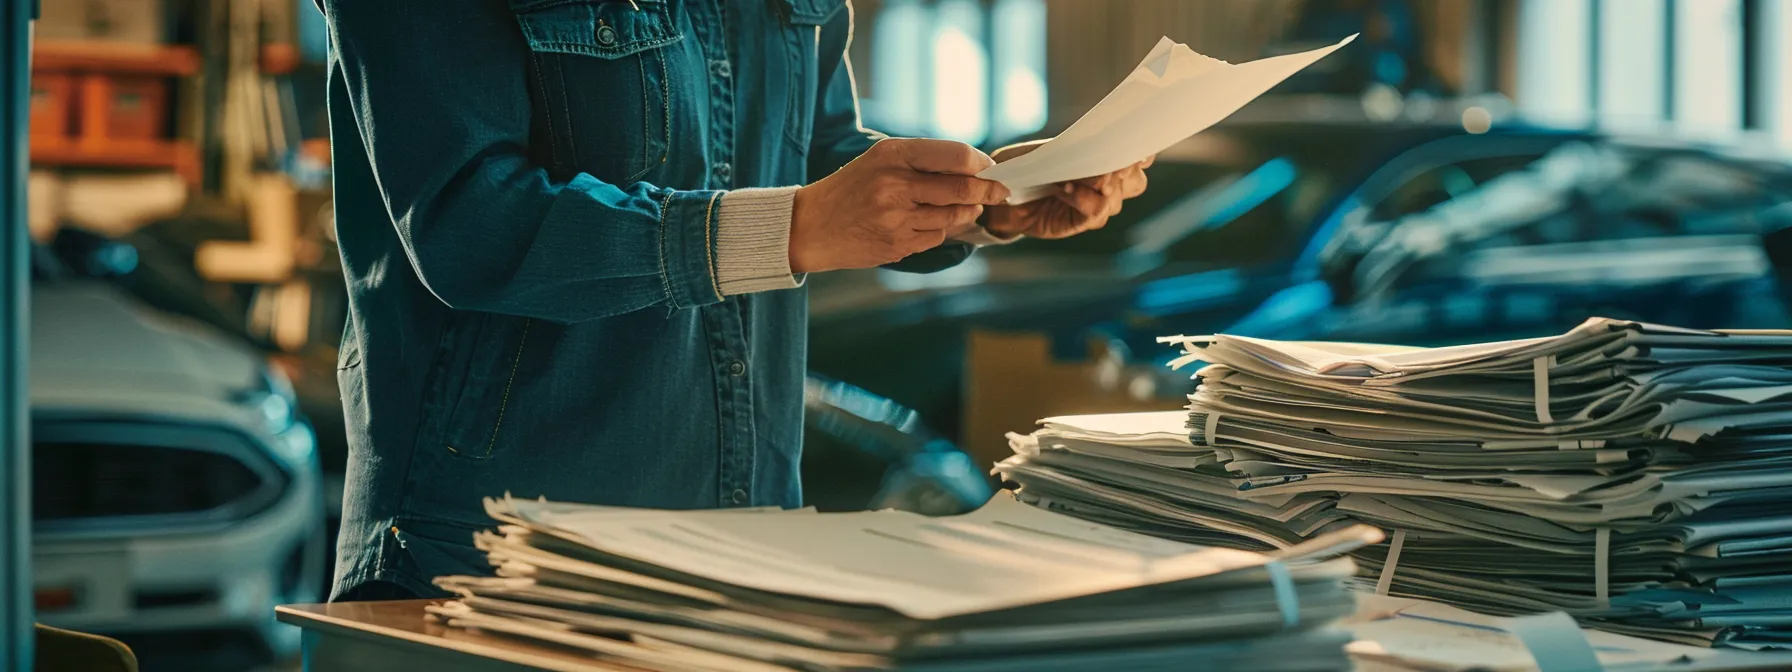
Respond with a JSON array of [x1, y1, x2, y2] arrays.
[[28, 73, 73, 139], [79, 74, 169, 142]]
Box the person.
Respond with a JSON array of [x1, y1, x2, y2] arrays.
[[315, 0, 1153, 601]]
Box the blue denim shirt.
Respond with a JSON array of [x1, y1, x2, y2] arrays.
[[318, 0, 974, 598]]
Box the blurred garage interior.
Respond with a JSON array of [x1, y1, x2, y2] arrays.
[[4, 0, 1792, 669]]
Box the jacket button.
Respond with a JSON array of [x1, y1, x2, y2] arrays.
[[714, 162, 733, 184], [731, 489, 749, 505], [710, 60, 732, 78], [728, 360, 746, 376], [596, 25, 618, 46]]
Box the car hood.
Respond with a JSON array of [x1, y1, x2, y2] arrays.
[[30, 281, 265, 412]]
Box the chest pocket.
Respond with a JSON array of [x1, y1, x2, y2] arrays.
[[510, 0, 683, 185], [780, 0, 845, 154]]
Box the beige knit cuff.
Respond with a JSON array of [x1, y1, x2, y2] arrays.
[[714, 187, 804, 295]]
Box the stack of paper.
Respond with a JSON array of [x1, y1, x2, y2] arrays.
[[1343, 594, 1792, 671], [996, 412, 1354, 552], [996, 318, 1792, 651], [427, 494, 1383, 671]]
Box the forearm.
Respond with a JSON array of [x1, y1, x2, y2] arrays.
[[394, 158, 726, 320]]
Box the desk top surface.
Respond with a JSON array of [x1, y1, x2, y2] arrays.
[[279, 599, 1792, 672], [276, 600, 643, 672]]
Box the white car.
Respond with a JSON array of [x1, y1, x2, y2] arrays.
[[29, 276, 325, 667]]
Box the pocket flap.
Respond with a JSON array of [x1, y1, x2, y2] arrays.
[[510, 0, 681, 59], [783, 0, 845, 25], [391, 518, 493, 578]]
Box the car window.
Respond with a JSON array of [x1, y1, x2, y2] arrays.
[[1330, 142, 1792, 303], [1367, 154, 1544, 221], [1155, 162, 1333, 267], [1602, 152, 1785, 231]]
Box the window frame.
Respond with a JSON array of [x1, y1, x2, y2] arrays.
[[861, 0, 1047, 148]]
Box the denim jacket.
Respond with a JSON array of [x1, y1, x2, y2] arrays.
[[317, 0, 980, 599]]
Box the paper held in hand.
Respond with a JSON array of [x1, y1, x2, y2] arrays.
[[978, 34, 1357, 204]]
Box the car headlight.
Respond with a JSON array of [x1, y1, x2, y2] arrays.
[[236, 368, 296, 433], [271, 419, 317, 469], [255, 388, 295, 432], [237, 366, 316, 468]]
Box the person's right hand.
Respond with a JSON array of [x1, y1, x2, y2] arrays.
[[789, 138, 1011, 273]]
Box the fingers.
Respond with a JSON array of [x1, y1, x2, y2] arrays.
[[1055, 182, 1109, 221], [899, 228, 948, 256], [1093, 165, 1145, 217], [990, 138, 1049, 163], [910, 204, 984, 232], [881, 138, 997, 175], [1056, 160, 1148, 219], [1070, 161, 1147, 195], [1119, 165, 1148, 199], [908, 173, 1010, 206], [1091, 163, 1144, 197]]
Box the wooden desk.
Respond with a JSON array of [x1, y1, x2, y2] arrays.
[[276, 601, 646, 672], [278, 599, 1792, 672]]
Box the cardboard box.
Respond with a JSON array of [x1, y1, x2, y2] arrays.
[[961, 330, 1183, 473], [35, 0, 168, 45], [80, 74, 169, 142], [28, 73, 73, 139]]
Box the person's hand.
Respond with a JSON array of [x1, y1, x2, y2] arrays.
[[982, 140, 1153, 240], [790, 138, 1011, 273]]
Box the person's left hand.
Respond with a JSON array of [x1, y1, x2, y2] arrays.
[[981, 140, 1154, 240]]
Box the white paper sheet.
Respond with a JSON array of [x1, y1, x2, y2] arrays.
[[1038, 411, 1193, 441], [978, 35, 1356, 203], [1344, 594, 1720, 672], [482, 493, 1375, 620]]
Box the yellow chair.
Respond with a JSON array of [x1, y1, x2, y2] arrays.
[[33, 624, 138, 672]]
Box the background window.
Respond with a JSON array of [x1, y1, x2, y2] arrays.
[[990, 0, 1048, 143], [868, 0, 932, 135], [1769, 0, 1792, 147], [1597, 0, 1665, 127], [1673, 0, 1743, 135], [1517, 0, 1592, 122], [864, 0, 1048, 148], [931, 0, 990, 145]]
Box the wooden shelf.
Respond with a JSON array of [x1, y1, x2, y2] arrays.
[[29, 138, 201, 186], [31, 41, 200, 77]]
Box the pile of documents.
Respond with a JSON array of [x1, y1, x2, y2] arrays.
[[997, 318, 1792, 651], [1344, 594, 1792, 671], [427, 494, 1382, 671]]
